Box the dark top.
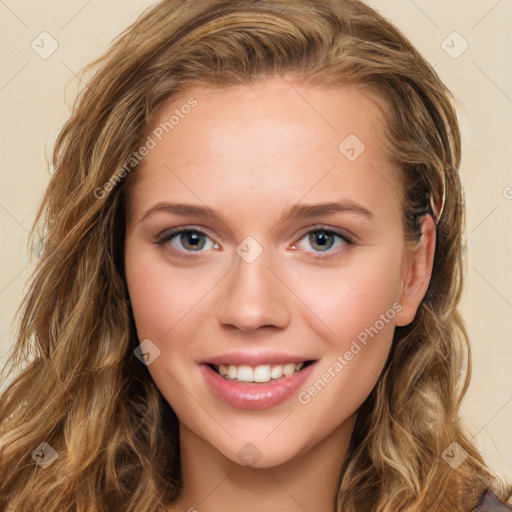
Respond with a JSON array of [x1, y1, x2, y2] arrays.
[[475, 490, 512, 511]]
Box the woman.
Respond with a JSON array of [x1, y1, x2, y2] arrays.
[[1, 0, 510, 510]]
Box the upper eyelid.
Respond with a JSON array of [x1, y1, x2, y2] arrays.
[[295, 224, 355, 242], [154, 224, 217, 245]]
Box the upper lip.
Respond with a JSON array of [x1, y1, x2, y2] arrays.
[[202, 351, 316, 367]]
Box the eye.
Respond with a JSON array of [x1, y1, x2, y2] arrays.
[[154, 227, 219, 254], [293, 226, 355, 259], [154, 225, 356, 260]]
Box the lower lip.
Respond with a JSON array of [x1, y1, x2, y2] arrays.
[[199, 363, 316, 410]]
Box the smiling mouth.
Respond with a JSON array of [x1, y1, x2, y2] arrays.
[[208, 360, 315, 384]]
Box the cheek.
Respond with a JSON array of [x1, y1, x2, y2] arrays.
[[124, 245, 217, 341], [289, 246, 404, 348], [291, 256, 401, 436], [124, 248, 211, 418], [289, 247, 402, 412]]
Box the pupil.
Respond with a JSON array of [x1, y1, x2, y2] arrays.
[[183, 231, 205, 250], [311, 231, 333, 251]]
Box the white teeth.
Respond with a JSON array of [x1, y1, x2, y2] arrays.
[[270, 365, 283, 379], [254, 365, 271, 383], [283, 363, 296, 377], [227, 365, 237, 380], [214, 362, 306, 383], [237, 365, 254, 382]]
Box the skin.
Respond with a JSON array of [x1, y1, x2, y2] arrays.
[[124, 76, 436, 512]]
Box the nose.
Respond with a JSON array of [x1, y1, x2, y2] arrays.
[[216, 248, 291, 333]]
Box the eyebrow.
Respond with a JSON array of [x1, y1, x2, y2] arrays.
[[138, 199, 373, 225]]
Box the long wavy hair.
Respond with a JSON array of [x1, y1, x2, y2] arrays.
[[0, 0, 509, 510]]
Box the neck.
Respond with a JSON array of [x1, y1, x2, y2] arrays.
[[167, 416, 355, 512]]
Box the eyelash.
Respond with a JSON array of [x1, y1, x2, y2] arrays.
[[154, 224, 356, 261]]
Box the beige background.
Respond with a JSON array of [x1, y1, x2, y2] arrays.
[[1, 0, 511, 478]]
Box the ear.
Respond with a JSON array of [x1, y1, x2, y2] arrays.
[[395, 215, 437, 327]]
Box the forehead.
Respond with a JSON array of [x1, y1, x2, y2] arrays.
[[127, 77, 402, 225], [148, 77, 391, 158]]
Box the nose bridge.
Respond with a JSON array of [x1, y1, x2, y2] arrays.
[[216, 238, 290, 332]]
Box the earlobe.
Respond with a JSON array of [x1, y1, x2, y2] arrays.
[[395, 215, 437, 327]]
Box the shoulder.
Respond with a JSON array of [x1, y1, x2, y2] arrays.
[[473, 490, 512, 511]]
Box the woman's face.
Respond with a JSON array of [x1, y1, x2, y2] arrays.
[[124, 76, 432, 468]]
